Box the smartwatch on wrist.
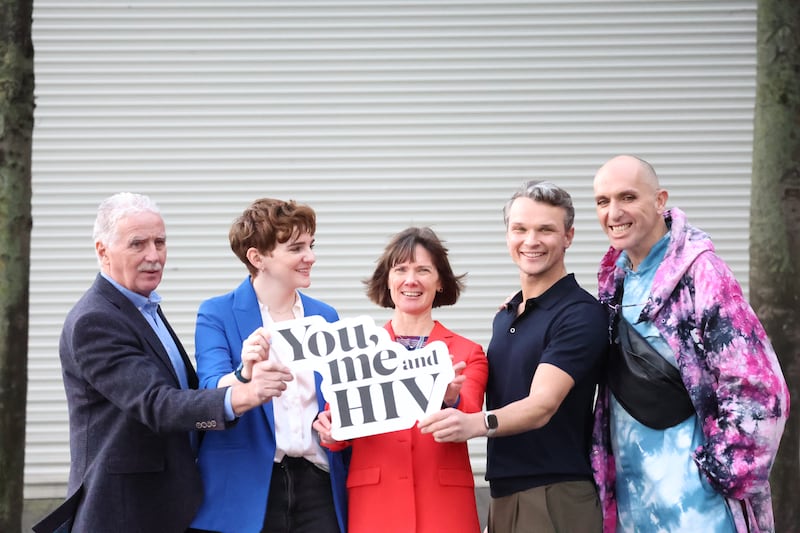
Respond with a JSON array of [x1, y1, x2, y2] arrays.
[[484, 411, 498, 438], [234, 361, 251, 383]]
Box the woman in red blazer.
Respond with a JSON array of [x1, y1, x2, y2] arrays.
[[315, 227, 488, 533]]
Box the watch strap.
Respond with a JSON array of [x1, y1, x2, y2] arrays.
[[234, 361, 251, 383]]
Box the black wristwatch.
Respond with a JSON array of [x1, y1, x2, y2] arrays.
[[484, 411, 498, 438], [234, 362, 251, 383]]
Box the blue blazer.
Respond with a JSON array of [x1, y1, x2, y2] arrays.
[[189, 278, 349, 533]]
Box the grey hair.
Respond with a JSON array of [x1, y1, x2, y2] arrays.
[[93, 192, 162, 248], [503, 180, 575, 231]]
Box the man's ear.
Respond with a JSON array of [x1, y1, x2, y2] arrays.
[[564, 225, 575, 249], [95, 241, 107, 264], [655, 188, 669, 213]]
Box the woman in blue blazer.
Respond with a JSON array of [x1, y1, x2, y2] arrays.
[[189, 198, 348, 533]]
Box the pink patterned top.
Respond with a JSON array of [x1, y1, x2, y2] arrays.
[[590, 208, 789, 533]]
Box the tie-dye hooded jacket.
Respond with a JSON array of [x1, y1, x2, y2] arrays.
[[590, 207, 789, 533]]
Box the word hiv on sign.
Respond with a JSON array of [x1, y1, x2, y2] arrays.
[[269, 315, 455, 441]]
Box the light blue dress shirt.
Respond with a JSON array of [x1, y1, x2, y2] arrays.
[[100, 273, 234, 421]]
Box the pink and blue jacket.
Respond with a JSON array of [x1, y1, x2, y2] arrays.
[[591, 207, 789, 533]]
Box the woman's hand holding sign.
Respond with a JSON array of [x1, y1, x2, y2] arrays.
[[313, 409, 350, 452], [442, 359, 467, 407], [313, 409, 337, 446], [238, 326, 272, 381], [228, 326, 294, 415]]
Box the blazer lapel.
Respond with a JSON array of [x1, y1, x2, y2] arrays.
[[426, 321, 453, 345], [231, 278, 276, 435], [232, 278, 265, 351], [94, 275, 187, 388], [158, 306, 199, 389]]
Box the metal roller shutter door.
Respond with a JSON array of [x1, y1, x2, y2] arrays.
[[28, 0, 756, 497]]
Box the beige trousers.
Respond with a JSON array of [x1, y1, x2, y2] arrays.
[[487, 480, 602, 533]]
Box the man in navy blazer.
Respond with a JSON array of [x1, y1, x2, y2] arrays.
[[34, 193, 294, 533]]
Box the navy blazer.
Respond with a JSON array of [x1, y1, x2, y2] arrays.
[[45, 274, 230, 533], [190, 278, 349, 533]]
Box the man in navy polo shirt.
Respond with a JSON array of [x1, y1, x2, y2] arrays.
[[421, 181, 607, 532]]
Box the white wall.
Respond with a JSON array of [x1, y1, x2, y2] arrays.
[[28, 0, 757, 497]]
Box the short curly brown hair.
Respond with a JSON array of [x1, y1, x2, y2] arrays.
[[229, 198, 316, 276]]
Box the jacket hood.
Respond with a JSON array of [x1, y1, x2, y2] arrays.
[[598, 207, 715, 319]]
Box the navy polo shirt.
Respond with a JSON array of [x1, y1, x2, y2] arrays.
[[485, 273, 608, 498]]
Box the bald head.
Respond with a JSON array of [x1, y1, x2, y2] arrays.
[[594, 155, 659, 191], [592, 155, 669, 268]]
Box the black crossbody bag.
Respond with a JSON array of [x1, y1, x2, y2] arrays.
[[607, 303, 695, 430]]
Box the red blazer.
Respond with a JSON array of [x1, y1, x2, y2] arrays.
[[327, 321, 488, 533]]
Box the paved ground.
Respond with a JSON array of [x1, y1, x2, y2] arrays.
[[22, 488, 491, 532], [21, 499, 60, 532]]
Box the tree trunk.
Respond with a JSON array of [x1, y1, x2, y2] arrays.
[[750, 1, 800, 531], [0, 0, 33, 531]]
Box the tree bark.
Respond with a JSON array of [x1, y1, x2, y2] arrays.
[[0, 0, 33, 531], [750, 1, 800, 531]]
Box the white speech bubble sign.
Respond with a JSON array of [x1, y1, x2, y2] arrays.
[[269, 315, 455, 441]]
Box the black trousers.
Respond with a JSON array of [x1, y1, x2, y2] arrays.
[[262, 456, 340, 533]]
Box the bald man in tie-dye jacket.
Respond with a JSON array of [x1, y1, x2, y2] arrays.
[[590, 155, 789, 533]]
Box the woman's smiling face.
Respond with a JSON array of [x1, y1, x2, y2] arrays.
[[387, 244, 442, 316]]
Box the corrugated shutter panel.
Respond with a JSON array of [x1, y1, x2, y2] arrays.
[[28, 0, 757, 497]]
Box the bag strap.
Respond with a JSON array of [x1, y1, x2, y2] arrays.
[[607, 277, 696, 429]]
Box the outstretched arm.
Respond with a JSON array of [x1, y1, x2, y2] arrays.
[[419, 362, 574, 442]]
